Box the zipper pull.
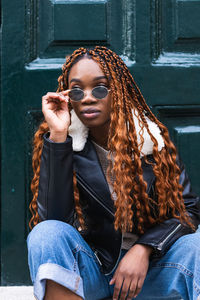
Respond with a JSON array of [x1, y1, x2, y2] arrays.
[[94, 251, 103, 266]]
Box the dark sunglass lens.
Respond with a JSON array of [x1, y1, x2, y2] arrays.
[[69, 89, 84, 101], [92, 86, 108, 99]]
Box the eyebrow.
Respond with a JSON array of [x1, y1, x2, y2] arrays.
[[69, 76, 107, 84]]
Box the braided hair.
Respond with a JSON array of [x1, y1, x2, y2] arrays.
[[29, 46, 194, 233]]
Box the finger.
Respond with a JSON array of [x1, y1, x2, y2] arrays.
[[126, 280, 137, 300], [42, 95, 59, 107], [44, 92, 67, 103], [58, 92, 69, 102], [110, 270, 118, 285], [59, 99, 69, 111], [112, 276, 123, 300], [58, 90, 70, 102], [133, 277, 144, 298], [61, 89, 70, 96], [43, 96, 69, 111], [56, 93, 69, 103], [109, 278, 115, 285], [42, 95, 56, 110], [119, 278, 131, 300], [46, 92, 63, 98], [42, 97, 68, 115], [61, 94, 69, 103], [42, 96, 60, 109]]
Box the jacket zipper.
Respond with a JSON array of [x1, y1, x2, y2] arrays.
[[76, 176, 115, 217], [93, 235, 123, 275], [94, 251, 103, 266], [105, 235, 123, 275], [157, 224, 181, 251], [76, 176, 123, 274]]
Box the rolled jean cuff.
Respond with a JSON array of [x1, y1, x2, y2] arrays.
[[33, 263, 84, 300]]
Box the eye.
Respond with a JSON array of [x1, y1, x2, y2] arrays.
[[71, 85, 81, 89], [97, 83, 109, 88]]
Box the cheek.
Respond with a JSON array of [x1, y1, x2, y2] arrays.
[[70, 102, 81, 115], [105, 97, 112, 115]]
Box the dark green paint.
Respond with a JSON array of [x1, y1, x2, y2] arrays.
[[1, 0, 200, 285], [178, 1, 200, 39], [153, 106, 200, 196], [54, 3, 107, 41]]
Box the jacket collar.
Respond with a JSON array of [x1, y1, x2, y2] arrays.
[[70, 109, 163, 212], [69, 109, 165, 155]]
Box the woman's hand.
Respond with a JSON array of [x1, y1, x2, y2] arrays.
[[42, 90, 70, 142], [110, 244, 152, 300]]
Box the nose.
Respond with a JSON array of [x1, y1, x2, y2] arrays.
[[81, 89, 97, 104]]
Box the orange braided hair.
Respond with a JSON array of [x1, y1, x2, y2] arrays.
[[29, 46, 194, 233]]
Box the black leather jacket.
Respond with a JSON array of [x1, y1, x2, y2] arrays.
[[37, 134, 200, 275]]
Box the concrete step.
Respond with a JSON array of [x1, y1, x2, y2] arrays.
[[0, 286, 34, 300]]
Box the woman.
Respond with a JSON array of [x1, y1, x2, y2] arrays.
[[27, 46, 200, 300]]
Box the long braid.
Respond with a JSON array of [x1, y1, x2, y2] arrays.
[[91, 48, 138, 231], [73, 171, 85, 229], [29, 121, 49, 228], [91, 47, 156, 232], [30, 46, 194, 232]]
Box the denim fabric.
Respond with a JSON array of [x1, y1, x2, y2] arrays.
[[27, 220, 200, 300]]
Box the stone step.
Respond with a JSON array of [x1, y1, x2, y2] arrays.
[[0, 286, 34, 300]]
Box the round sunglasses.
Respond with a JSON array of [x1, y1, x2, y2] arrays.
[[68, 86, 110, 102]]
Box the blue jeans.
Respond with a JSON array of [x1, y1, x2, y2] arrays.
[[27, 220, 200, 300]]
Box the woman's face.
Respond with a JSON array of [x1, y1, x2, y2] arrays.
[[68, 58, 112, 131]]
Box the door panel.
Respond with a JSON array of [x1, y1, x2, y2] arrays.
[[154, 106, 200, 196], [1, 0, 200, 284]]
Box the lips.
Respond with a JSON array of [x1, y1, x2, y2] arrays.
[[81, 108, 101, 119], [81, 108, 100, 114]]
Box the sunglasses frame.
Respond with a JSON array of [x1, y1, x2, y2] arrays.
[[69, 86, 111, 102]]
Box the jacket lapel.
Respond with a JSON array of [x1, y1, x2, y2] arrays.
[[73, 139, 115, 213], [73, 139, 156, 215]]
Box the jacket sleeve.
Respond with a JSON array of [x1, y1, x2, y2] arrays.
[[37, 133, 75, 223], [135, 157, 200, 257]]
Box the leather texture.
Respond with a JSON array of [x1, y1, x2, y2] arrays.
[[37, 134, 200, 275]]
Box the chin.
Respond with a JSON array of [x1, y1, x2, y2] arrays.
[[82, 120, 103, 128], [87, 120, 111, 131]]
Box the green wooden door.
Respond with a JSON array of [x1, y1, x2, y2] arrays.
[[1, 0, 200, 285]]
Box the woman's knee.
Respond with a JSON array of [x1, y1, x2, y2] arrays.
[[165, 232, 200, 266], [175, 232, 200, 251], [27, 220, 77, 255]]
